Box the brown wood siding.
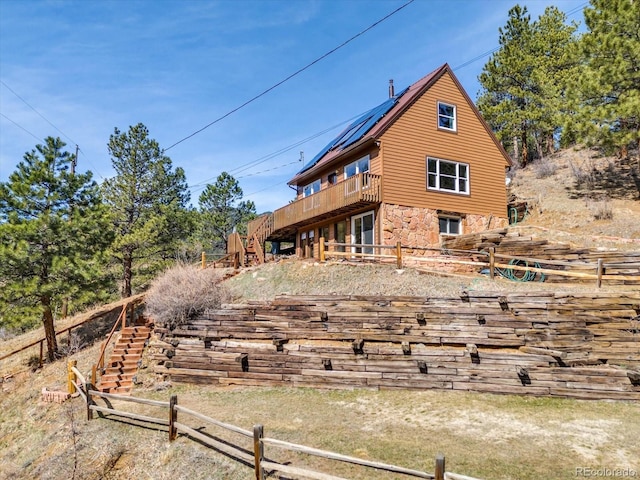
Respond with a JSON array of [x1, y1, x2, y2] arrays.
[[380, 71, 508, 217]]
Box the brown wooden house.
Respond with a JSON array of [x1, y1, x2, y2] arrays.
[[246, 63, 512, 260]]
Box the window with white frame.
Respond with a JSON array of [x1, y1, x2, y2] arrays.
[[344, 155, 370, 179], [303, 179, 321, 197], [427, 157, 469, 194], [437, 102, 456, 131], [439, 216, 461, 235]]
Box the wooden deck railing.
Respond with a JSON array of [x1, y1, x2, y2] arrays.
[[272, 173, 381, 232], [247, 213, 274, 247]]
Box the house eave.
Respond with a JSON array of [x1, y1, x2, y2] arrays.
[[288, 137, 377, 187]]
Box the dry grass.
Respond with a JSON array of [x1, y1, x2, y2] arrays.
[[509, 148, 640, 246], [224, 259, 626, 302], [145, 264, 230, 329], [3, 346, 639, 480]]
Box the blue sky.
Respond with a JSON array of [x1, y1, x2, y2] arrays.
[[0, 0, 587, 213]]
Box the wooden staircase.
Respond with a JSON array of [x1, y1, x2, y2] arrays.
[[245, 214, 273, 265], [96, 324, 152, 395], [244, 234, 264, 265]]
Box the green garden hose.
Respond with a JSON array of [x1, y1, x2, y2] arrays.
[[496, 258, 545, 282]]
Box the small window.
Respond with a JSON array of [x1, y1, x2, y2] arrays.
[[303, 179, 321, 197], [427, 157, 469, 194], [437, 102, 456, 131], [328, 172, 337, 185], [439, 217, 461, 235]]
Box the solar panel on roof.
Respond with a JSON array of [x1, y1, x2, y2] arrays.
[[296, 87, 409, 175]]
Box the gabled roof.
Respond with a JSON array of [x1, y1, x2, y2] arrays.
[[289, 63, 512, 186]]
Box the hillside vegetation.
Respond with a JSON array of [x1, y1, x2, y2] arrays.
[[2, 147, 639, 480]]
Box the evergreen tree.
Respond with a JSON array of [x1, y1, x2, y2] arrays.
[[478, 5, 578, 165], [102, 123, 191, 297], [570, 0, 640, 162], [0, 137, 112, 360], [198, 172, 256, 253]]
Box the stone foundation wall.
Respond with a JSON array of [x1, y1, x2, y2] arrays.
[[381, 203, 508, 249]]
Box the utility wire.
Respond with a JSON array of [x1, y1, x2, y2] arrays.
[[453, 1, 588, 71], [0, 112, 43, 142], [1, 80, 77, 146], [0, 80, 106, 178], [164, 0, 415, 152], [187, 113, 361, 190]]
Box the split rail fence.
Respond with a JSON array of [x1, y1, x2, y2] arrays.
[[317, 238, 640, 287], [66, 376, 479, 480]]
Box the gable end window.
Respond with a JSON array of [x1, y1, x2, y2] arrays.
[[437, 102, 456, 131], [427, 157, 469, 194]]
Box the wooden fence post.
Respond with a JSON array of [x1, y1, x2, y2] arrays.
[[85, 382, 93, 421], [91, 364, 97, 387], [67, 359, 77, 394], [319, 237, 326, 262], [234, 251, 239, 269], [489, 247, 495, 280], [435, 453, 445, 480], [201, 251, 206, 270], [596, 258, 604, 289], [253, 424, 264, 480], [169, 395, 178, 441], [396, 241, 402, 269]]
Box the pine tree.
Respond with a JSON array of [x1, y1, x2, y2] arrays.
[[570, 0, 640, 162], [0, 137, 112, 360], [478, 5, 578, 165], [198, 172, 256, 253], [102, 123, 191, 297]]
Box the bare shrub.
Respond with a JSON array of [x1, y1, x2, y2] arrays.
[[589, 199, 614, 220], [145, 264, 230, 329], [59, 332, 86, 357], [568, 159, 597, 189], [532, 157, 558, 179]]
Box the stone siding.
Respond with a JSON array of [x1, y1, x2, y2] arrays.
[[381, 203, 508, 248]]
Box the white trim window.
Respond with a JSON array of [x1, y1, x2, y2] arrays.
[[344, 155, 370, 179], [344, 155, 370, 195], [427, 157, 469, 194], [437, 102, 456, 131], [439, 216, 461, 235], [303, 179, 321, 197]]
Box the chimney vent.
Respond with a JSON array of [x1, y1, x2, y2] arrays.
[[389, 79, 394, 98]]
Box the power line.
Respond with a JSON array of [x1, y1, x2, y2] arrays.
[[0, 112, 43, 142], [0, 80, 107, 179], [452, 1, 588, 71], [164, 0, 415, 152], [187, 113, 361, 190], [0, 80, 77, 146]]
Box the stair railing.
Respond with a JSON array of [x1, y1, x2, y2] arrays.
[[253, 233, 265, 264], [96, 305, 128, 372]]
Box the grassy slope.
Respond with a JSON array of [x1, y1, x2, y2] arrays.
[[1, 148, 639, 480]]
